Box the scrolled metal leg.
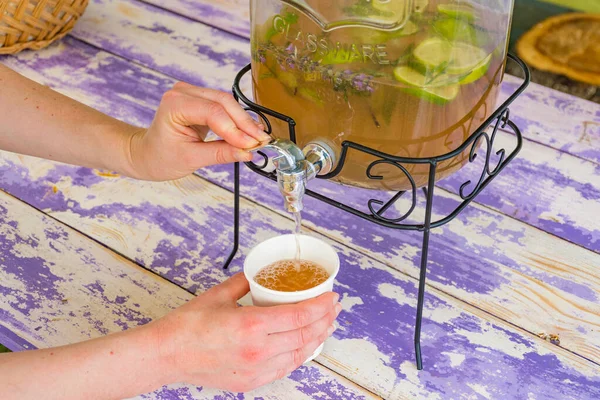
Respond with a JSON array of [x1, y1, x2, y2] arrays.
[[414, 163, 436, 370], [223, 162, 240, 269]]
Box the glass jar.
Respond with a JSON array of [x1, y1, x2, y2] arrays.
[[250, 0, 514, 190]]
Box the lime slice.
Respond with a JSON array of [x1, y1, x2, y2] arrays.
[[413, 37, 490, 78], [372, 0, 406, 15], [437, 4, 477, 21], [395, 20, 419, 36], [393, 66, 459, 104], [459, 53, 491, 84], [405, 84, 460, 105], [447, 42, 489, 74], [394, 65, 456, 87], [357, 20, 420, 43], [265, 12, 298, 41], [298, 87, 324, 105], [433, 18, 477, 43], [394, 65, 430, 86], [259, 71, 274, 80], [413, 0, 429, 13], [276, 71, 298, 90], [413, 37, 452, 70], [321, 48, 351, 65], [265, 25, 278, 41]]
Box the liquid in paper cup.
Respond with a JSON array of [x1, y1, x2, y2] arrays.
[[243, 234, 340, 363]]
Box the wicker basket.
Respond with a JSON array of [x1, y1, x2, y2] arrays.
[[0, 0, 88, 55]]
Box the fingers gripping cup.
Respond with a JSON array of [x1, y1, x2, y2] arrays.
[[243, 234, 340, 363]]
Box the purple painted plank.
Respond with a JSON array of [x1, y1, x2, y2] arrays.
[[498, 77, 600, 165], [1, 37, 598, 360], [135, 367, 372, 400], [142, 0, 251, 38], [0, 149, 597, 398], [138, 0, 600, 165], [141, 0, 251, 38], [0, 198, 369, 400], [1, 37, 597, 296], [439, 134, 600, 252], [72, 0, 250, 91], [0, 326, 36, 352], [0, 195, 188, 344], [1, 159, 598, 398]]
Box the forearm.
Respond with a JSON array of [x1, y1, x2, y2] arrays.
[[0, 64, 139, 176], [0, 326, 172, 400]]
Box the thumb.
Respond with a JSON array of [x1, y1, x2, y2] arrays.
[[211, 272, 251, 304], [192, 140, 253, 168]]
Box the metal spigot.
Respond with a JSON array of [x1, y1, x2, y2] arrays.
[[246, 137, 335, 213]]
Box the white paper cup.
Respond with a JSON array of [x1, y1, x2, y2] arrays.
[[243, 234, 340, 362]]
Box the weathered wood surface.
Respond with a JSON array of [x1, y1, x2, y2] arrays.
[[67, 0, 600, 253], [0, 192, 196, 343], [129, 366, 377, 400], [0, 154, 598, 399], [0, 6, 599, 364], [0, 191, 188, 349], [136, 0, 600, 165], [0, 39, 598, 395], [0, 186, 375, 400], [141, 0, 250, 37], [0, 0, 597, 398]]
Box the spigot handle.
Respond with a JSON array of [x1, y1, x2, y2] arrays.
[[245, 138, 305, 172]]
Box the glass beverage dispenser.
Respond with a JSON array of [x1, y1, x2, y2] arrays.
[[249, 0, 515, 190]]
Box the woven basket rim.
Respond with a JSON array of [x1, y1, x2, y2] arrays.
[[0, 0, 89, 55]]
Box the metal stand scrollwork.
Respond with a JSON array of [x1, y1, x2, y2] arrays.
[[224, 53, 530, 370]]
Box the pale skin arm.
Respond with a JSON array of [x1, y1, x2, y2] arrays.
[[0, 63, 265, 180], [0, 322, 168, 399], [0, 65, 343, 398], [1, 274, 341, 399]]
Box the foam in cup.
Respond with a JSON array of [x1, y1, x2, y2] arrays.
[[254, 259, 329, 292], [244, 234, 340, 363]]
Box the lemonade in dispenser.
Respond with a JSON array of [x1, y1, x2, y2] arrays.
[[249, 0, 514, 190]]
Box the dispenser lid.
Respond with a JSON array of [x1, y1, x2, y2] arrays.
[[283, 0, 417, 32]]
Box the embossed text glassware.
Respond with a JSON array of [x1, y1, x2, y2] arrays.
[[249, 0, 515, 190]]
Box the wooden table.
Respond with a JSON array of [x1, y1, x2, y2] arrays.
[[1, 1, 599, 399]]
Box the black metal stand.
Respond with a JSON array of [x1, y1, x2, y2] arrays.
[[225, 54, 530, 370]]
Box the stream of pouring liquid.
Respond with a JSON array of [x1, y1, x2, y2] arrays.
[[294, 211, 302, 263]]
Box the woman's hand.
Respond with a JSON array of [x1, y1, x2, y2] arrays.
[[126, 82, 270, 181], [152, 273, 342, 393], [1, 66, 263, 180], [0, 273, 341, 399]]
